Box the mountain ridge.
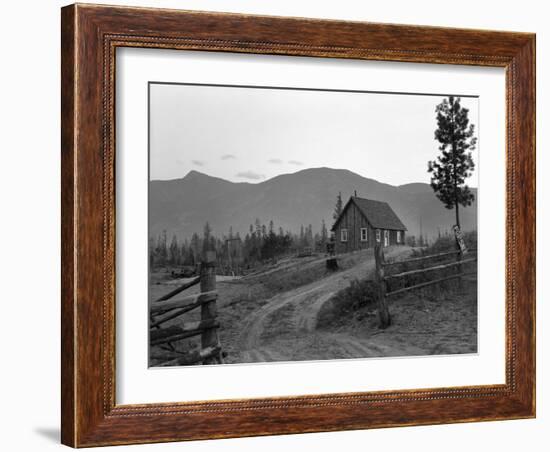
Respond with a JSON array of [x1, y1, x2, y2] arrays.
[[149, 168, 477, 242]]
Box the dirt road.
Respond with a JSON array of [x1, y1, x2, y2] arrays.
[[238, 246, 413, 363]]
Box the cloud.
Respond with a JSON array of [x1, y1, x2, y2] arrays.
[[221, 154, 236, 160], [288, 160, 304, 166], [268, 158, 283, 164], [191, 160, 205, 167], [236, 170, 265, 180]]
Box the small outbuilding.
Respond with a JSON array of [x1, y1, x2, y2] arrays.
[[331, 196, 407, 253]]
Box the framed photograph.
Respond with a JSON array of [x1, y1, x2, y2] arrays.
[[61, 4, 535, 447]]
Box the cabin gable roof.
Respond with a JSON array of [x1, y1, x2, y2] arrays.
[[331, 196, 407, 231]]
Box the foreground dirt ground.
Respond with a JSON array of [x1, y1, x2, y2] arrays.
[[150, 246, 477, 365]]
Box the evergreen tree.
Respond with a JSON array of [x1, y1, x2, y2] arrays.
[[254, 218, 263, 260], [148, 237, 155, 268], [181, 240, 192, 266], [314, 232, 321, 251], [306, 224, 313, 247], [190, 232, 201, 263], [333, 192, 343, 221], [155, 230, 168, 266], [243, 233, 252, 263], [169, 235, 179, 265], [320, 219, 328, 249], [428, 96, 477, 228], [202, 222, 212, 253]]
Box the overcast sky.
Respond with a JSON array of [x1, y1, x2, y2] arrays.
[[149, 83, 478, 187]]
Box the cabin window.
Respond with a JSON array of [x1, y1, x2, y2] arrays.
[[384, 230, 389, 247], [376, 229, 381, 242], [360, 228, 368, 242], [341, 229, 348, 242], [396, 231, 402, 243]]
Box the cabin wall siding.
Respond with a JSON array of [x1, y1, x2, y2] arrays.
[[334, 202, 377, 254], [334, 202, 355, 254], [333, 201, 405, 253]]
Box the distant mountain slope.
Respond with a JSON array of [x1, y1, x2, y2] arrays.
[[149, 168, 477, 241], [398, 182, 433, 194]]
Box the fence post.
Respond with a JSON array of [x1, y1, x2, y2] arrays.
[[200, 250, 223, 364], [456, 244, 463, 291], [453, 225, 466, 290], [374, 244, 391, 329]]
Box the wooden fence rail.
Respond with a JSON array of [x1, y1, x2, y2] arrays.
[[151, 291, 218, 315], [149, 251, 223, 366], [382, 249, 477, 267], [373, 242, 477, 328], [155, 276, 201, 302], [386, 271, 477, 297], [385, 257, 477, 280]]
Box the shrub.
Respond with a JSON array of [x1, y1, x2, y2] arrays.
[[317, 279, 377, 329], [340, 279, 378, 310]]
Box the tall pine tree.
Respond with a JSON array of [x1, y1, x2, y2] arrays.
[[333, 192, 343, 222], [428, 96, 476, 228]]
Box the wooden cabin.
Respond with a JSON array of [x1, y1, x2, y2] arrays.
[[331, 196, 407, 253]]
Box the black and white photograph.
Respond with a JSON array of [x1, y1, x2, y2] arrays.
[[148, 83, 479, 367]]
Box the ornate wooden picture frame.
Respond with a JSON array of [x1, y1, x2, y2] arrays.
[[61, 3, 535, 447]]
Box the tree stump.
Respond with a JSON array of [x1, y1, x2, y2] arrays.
[[326, 257, 339, 271]]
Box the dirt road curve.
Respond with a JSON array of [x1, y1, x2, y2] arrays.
[[238, 247, 412, 363]]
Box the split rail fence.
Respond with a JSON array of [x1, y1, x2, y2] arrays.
[[374, 243, 477, 328], [149, 250, 224, 366]]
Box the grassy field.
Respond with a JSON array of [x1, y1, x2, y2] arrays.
[[318, 278, 477, 356]]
